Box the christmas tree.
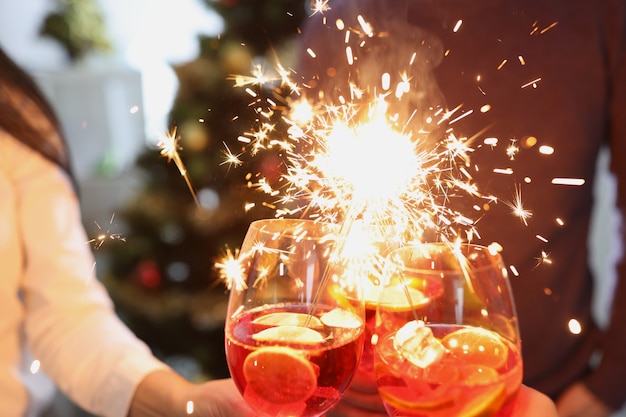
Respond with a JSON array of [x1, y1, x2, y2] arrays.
[[102, 0, 308, 381]]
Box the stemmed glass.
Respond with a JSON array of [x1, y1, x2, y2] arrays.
[[224, 218, 366, 417], [373, 243, 523, 417]]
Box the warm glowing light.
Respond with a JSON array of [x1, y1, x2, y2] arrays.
[[220, 142, 243, 168], [87, 214, 126, 250], [523, 136, 537, 148], [536, 250, 552, 267], [346, 46, 354, 65], [157, 128, 200, 207], [215, 248, 246, 290], [357, 15, 373, 37], [540, 22, 559, 34], [493, 168, 513, 175], [506, 184, 532, 225], [309, 0, 331, 14], [551, 178, 585, 186], [521, 78, 542, 89], [30, 360, 40, 374], [568, 319, 582, 335], [487, 242, 503, 255], [212, 10, 559, 287], [506, 140, 520, 159]]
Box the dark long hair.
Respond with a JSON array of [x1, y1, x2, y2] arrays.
[[0, 47, 75, 185]]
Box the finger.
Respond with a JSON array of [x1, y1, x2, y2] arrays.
[[340, 388, 387, 412], [347, 370, 379, 394], [328, 401, 388, 417]]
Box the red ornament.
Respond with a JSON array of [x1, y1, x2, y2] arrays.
[[259, 154, 284, 185], [136, 260, 161, 288]]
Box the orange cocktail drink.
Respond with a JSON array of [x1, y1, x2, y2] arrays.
[[373, 243, 523, 417], [375, 323, 522, 416], [224, 219, 366, 417], [226, 304, 364, 417], [359, 275, 444, 378]]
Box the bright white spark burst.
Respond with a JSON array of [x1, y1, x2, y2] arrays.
[[216, 91, 486, 286], [309, 0, 332, 15], [215, 248, 246, 291], [505, 184, 533, 225], [213, 10, 555, 288], [220, 141, 243, 168]]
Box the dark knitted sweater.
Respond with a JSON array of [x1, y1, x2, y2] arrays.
[[298, 0, 626, 409]]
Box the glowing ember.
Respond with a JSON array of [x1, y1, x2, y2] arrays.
[[215, 248, 246, 291], [568, 318, 582, 335], [551, 178, 586, 186], [157, 127, 200, 207], [87, 214, 126, 250]]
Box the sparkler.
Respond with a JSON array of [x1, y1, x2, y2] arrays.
[[202, 7, 583, 291], [214, 28, 492, 290], [157, 127, 200, 208], [506, 184, 533, 226], [215, 247, 246, 291]]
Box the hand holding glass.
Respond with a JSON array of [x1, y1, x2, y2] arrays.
[[225, 219, 365, 417]]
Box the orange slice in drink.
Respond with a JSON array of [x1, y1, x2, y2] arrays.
[[422, 360, 462, 384], [252, 312, 323, 329], [252, 325, 325, 345], [376, 285, 426, 310], [457, 383, 506, 417], [379, 385, 453, 413], [441, 327, 508, 370], [320, 308, 362, 329], [243, 346, 317, 404], [460, 364, 499, 385]]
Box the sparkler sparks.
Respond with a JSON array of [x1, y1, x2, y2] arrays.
[[505, 184, 533, 225], [87, 214, 126, 250], [206, 9, 558, 287], [309, 0, 332, 15], [157, 127, 200, 207], [215, 248, 246, 291], [220, 141, 243, 168], [214, 69, 492, 286]]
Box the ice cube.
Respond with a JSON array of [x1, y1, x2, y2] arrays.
[[320, 308, 362, 329], [393, 320, 445, 368]]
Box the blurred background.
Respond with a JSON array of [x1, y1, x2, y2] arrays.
[[1, 0, 307, 414], [0, 0, 621, 415]]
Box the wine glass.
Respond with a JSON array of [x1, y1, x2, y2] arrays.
[[224, 218, 365, 417], [373, 243, 523, 417]]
